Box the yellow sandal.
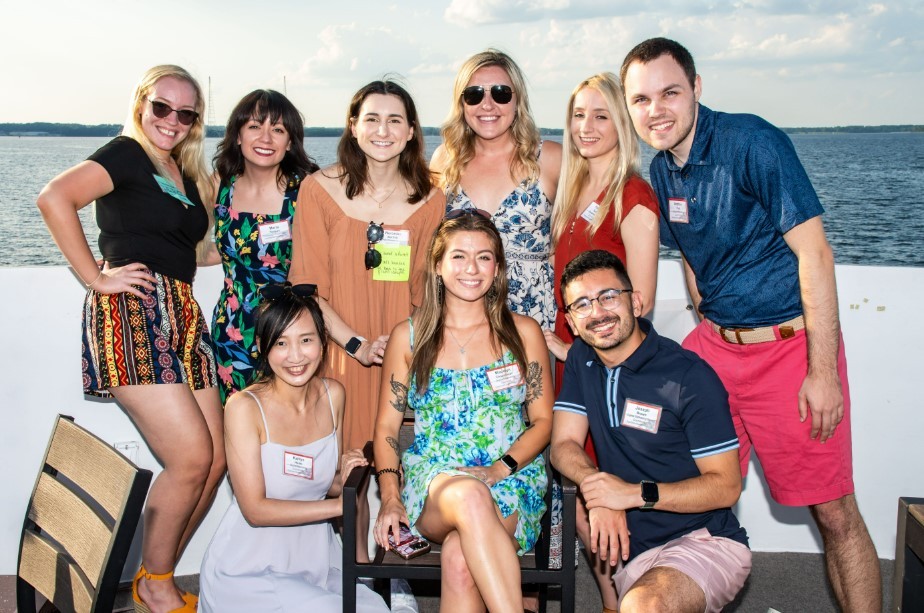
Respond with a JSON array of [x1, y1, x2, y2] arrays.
[[132, 565, 197, 612]]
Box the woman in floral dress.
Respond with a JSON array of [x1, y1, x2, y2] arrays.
[[373, 211, 553, 612], [206, 90, 318, 403]]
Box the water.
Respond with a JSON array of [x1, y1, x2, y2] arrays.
[[3, 132, 923, 267]]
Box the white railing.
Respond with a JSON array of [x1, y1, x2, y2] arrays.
[[1, 261, 920, 576]]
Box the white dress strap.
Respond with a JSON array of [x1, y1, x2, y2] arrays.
[[244, 390, 273, 444], [320, 378, 337, 436]]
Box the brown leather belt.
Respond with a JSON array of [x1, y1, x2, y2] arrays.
[[708, 315, 805, 345]]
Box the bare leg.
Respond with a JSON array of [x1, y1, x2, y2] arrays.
[[175, 386, 226, 559], [416, 475, 521, 613], [810, 494, 881, 612], [439, 530, 486, 613], [576, 495, 619, 609], [620, 566, 705, 613], [111, 384, 216, 613]]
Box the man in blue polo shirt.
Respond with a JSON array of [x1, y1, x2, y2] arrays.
[[620, 37, 880, 610], [552, 250, 750, 612]]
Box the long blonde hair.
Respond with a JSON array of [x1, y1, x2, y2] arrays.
[[121, 65, 213, 248], [439, 49, 541, 197], [551, 73, 640, 247], [410, 213, 527, 393]]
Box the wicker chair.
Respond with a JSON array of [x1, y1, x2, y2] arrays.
[[17, 415, 152, 613], [342, 425, 577, 613]]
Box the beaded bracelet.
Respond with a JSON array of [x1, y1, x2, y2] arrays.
[[374, 467, 400, 484]]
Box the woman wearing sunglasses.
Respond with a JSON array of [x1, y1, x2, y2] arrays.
[[289, 79, 443, 458], [545, 72, 659, 612], [373, 211, 552, 612], [204, 90, 319, 405], [431, 49, 561, 334], [36, 65, 224, 613]]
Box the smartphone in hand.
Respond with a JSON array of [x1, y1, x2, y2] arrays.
[[387, 524, 431, 560]]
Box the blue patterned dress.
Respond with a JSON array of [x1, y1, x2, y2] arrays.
[[402, 350, 548, 554], [210, 175, 300, 404], [445, 146, 556, 331]]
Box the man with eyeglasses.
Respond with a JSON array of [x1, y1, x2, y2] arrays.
[[551, 250, 750, 612]]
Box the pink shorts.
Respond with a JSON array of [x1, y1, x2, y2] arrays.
[[682, 320, 854, 506], [614, 529, 751, 612]]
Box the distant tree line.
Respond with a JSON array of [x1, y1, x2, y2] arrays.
[[1, 122, 921, 137]]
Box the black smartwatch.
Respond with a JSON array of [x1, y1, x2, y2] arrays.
[[499, 454, 519, 474], [344, 336, 366, 357], [640, 480, 659, 510]]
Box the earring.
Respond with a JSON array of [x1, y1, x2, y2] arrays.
[[487, 286, 498, 302], [437, 275, 444, 302]]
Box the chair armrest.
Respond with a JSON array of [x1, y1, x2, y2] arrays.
[[342, 441, 374, 566]]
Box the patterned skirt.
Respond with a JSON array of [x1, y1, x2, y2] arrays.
[[81, 272, 217, 397]]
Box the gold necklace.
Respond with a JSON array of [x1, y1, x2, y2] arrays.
[[446, 321, 484, 354], [369, 184, 398, 208]]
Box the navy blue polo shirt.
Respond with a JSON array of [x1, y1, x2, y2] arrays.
[[649, 105, 824, 327], [554, 319, 748, 559]]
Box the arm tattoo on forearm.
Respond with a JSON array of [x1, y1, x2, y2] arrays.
[[525, 361, 543, 404], [386, 436, 400, 458], [389, 374, 409, 413]]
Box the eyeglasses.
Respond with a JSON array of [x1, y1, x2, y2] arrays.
[[365, 221, 384, 270], [565, 288, 633, 319], [259, 283, 317, 301], [147, 99, 200, 126], [462, 84, 514, 106], [444, 207, 492, 221]]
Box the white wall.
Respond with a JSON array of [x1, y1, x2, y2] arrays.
[[1, 261, 921, 577]]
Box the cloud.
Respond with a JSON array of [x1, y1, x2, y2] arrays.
[[444, 0, 617, 27]]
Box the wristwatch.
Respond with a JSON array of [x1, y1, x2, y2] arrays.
[[345, 336, 366, 357], [499, 454, 519, 474], [640, 480, 659, 510]]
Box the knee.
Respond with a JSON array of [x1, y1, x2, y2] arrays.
[[440, 478, 496, 526], [811, 495, 866, 540], [441, 535, 476, 593], [620, 585, 668, 613], [171, 440, 214, 485]]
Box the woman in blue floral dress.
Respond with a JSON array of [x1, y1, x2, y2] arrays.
[[373, 211, 553, 612], [205, 90, 319, 403]]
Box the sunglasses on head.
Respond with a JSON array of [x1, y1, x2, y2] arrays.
[[259, 283, 317, 301], [365, 221, 385, 270], [462, 84, 514, 106], [148, 99, 200, 126], [444, 207, 492, 221]]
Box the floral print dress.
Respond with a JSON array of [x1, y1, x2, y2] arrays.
[[210, 175, 301, 403], [402, 346, 548, 555]]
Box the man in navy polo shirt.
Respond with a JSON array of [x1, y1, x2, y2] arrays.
[[552, 250, 750, 612], [620, 37, 880, 610]]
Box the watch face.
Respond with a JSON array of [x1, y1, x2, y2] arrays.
[[501, 454, 517, 472], [641, 480, 659, 503], [345, 337, 362, 355]]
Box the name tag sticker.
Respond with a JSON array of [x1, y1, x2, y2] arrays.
[[283, 451, 314, 479], [486, 364, 523, 392], [372, 245, 412, 282], [259, 220, 291, 244], [153, 174, 196, 207], [380, 229, 410, 246], [668, 198, 689, 223], [621, 399, 662, 434], [580, 201, 601, 223]]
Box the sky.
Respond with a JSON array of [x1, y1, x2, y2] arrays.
[[3, 0, 922, 129]]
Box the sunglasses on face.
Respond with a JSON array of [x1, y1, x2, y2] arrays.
[[365, 221, 385, 270], [147, 99, 200, 126], [259, 283, 317, 301], [461, 84, 514, 106]]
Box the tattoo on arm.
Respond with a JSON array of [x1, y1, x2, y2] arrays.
[[515, 424, 534, 442], [386, 436, 400, 458], [389, 374, 409, 413], [525, 361, 543, 404]]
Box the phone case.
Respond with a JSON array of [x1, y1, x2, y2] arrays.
[[388, 525, 431, 560]]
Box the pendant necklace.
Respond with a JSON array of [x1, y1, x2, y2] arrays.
[[369, 184, 398, 209], [447, 321, 483, 354]]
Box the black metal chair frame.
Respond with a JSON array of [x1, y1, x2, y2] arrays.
[[342, 442, 577, 612], [17, 415, 153, 613], [892, 496, 924, 613]]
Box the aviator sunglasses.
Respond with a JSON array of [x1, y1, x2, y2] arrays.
[[147, 99, 200, 126], [365, 221, 385, 270], [461, 84, 514, 106]]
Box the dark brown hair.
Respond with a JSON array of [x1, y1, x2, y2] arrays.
[[336, 80, 432, 203], [620, 37, 697, 89]]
